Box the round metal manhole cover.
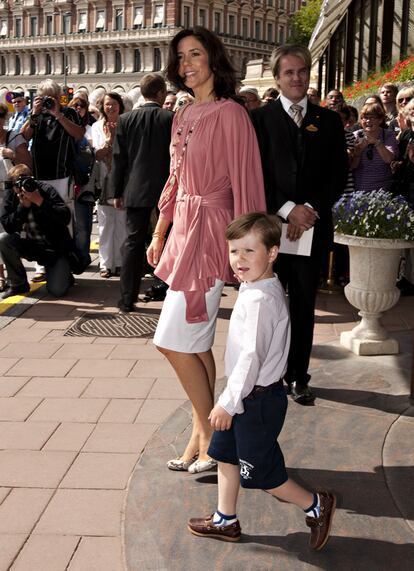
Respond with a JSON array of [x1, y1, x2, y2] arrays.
[[65, 312, 159, 338]]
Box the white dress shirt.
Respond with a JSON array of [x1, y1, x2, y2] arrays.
[[277, 94, 309, 221], [218, 276, 290, 416]]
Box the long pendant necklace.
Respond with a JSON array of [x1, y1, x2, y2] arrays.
[[164, 109, 205, 198]]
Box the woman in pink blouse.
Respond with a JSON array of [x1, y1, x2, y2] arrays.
[[147, 27, 266, 474]]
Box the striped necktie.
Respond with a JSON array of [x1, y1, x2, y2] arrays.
[[290, 104, 303, 128]]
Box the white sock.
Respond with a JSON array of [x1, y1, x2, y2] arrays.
[[212, 510, 238, 526], [304, 493, 321, 518]]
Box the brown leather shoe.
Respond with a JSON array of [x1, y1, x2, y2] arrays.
[[188, 514, 241, 542], [306, 491, 336, 550]]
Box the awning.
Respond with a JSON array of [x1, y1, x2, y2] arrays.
[[308, 0, 353, 64], [134, 8, 143, 27], [96, 12, 106, 30], [154, 5, 164, 24], [78, 13, 87, 31]]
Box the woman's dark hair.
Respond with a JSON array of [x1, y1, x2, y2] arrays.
[[68, 96, 89, 127], [98, 91, 125, 119], [165, 27, 236, 99], [0, 102, 8, 117]]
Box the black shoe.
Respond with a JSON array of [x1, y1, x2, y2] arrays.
[[1, 283, 30, 300], [291, 382, 315, 405], [117, 300, 136, 313]]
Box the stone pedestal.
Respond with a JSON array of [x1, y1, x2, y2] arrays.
[[334, 233, 414, 356]]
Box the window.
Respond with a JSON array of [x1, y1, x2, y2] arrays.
[[114, 8, 123, 31], [63, 14, 71, 35], [96, 10, 105, 30], [30, 55, 36, 75], [255, 20, 261, 40], [267, 23, 273, 42], [0, 56, 6, 75], [114, 50, 122, 72], [214, 12, 221, 33], [30, 16, 38, 37], [78, 12, 87, 32], [290, 0, 296, 11], [0, 19, 7, 38], [15, 55, 21, 75], [279, 0, 285, 10], [15, 18, 22, 38], [279, 25, 285, 44], [153, 5, 164, 27], [133, 49, 141, 72], [229, 15, 235, 36], [79, 52, 85, 73], [96, 50, 103, 73], [153, 47, 161, 71], [62, 52, 67, 75], [46, 15, 53, 36], [46, 54, 52, 74], [133, 7, 143, 29], [199, 9, 206, 28], [183, 6, 191, 29], [267, 0, 274, 5], [242, 17, 248, 38]]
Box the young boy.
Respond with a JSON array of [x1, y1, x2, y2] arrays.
[[188, 212, 336, 551]]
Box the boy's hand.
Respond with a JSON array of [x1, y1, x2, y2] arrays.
[[209, 404, 232, 431]]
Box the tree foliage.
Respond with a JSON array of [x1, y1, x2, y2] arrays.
[[288, 0, 323, 46]]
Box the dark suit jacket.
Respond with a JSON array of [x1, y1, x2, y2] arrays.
[[251, 99, 348, 246], [110, 102, 173, 208]]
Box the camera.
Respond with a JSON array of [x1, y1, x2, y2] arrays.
[[15, 176, 38, 193], [43, 96, 55, 110]]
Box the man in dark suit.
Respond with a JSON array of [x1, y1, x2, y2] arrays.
[[251, 45, 348, 404], [112, 73, 173, 312]]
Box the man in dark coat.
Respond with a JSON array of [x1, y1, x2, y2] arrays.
[[251, 45, 348, 404], [111, 73, 173, 312]]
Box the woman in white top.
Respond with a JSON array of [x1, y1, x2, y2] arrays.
[[90, 92, 127, 278]]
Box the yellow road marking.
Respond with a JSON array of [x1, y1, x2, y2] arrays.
[[90, 239, 99, 252], [0, 282, 45, 315]]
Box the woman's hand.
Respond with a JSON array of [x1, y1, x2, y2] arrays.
[[397, 111, 408, 132], [146, 236, 164, 268]]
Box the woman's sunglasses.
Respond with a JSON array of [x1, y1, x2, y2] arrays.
[[73, 102, 87, 109], [398, 97, 412, 104]]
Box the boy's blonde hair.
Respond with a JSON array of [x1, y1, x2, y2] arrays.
[[226, 212, 282, 249]]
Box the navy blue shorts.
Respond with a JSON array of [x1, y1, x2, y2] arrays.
[[208, 382, 288, 490]]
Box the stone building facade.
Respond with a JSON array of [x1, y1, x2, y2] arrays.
[[0, 0, 303, 102]]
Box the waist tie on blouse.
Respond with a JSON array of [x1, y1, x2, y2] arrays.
[[175, 187, 233, 323]]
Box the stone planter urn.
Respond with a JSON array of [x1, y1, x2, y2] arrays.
[[334, 233, 414, 355]]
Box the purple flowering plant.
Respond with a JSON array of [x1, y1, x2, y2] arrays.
[[333, 190, 414, 241]]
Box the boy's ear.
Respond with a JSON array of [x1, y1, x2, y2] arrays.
[[268, 245, 279, 263]]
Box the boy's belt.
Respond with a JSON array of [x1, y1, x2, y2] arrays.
[[246, 379, 283, 399]]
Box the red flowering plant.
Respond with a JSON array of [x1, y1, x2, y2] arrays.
[[343, 56, 414, 100]]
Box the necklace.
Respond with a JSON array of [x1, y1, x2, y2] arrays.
[[164, 108, 206, 200]]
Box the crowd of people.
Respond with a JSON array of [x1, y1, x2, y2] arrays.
[[0, 25, 413, 552]]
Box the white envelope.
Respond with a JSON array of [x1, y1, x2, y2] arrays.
[[279, 224, 314, 256]]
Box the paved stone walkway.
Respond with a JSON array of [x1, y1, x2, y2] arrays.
[[0, 254, 412, 570]]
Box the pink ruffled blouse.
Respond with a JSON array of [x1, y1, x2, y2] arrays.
[[155, 98, 266, 322]]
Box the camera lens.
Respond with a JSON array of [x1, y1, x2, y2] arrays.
[[43, 97, 54, 110]]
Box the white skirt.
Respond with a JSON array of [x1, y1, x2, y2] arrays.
[[153, 280, 224, 353]]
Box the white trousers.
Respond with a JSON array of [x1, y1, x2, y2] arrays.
[[97, 204, 127, 271]]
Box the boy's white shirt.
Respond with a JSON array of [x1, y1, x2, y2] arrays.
[[218, 275, 291, 416]]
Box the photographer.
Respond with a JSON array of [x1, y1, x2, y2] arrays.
[[21, 79, 84, 282], [0, 165, 76, 299], [21, 80, 84, 201]]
